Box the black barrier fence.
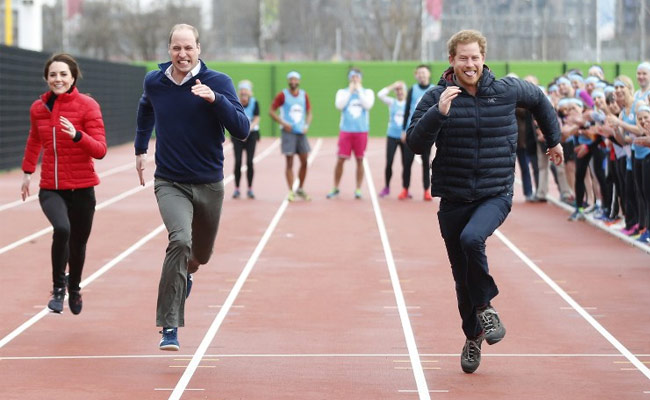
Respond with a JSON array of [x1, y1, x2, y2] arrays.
[[0, 45, 146, 171]]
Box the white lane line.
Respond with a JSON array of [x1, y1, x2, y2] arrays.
[[0, 181, 152, 256], [364, 157, 431, 400], [0, 152, 157, 212], [495, 229, 650, 381], [398, 390, 449, 393], [167, 138, 322, 400], [0, 140, 278, 257], [0, 140, 278, 349], [0, 142, 234, 212], [0, 352, 633, 361], [0, 225, 166, 349]]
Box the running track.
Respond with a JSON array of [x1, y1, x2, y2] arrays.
[[0, 138, 648, 399]]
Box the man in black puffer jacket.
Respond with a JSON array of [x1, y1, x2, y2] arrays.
[[407, 30, 564, 374]]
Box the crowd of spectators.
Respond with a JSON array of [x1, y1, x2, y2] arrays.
[[512, 63, 650, 246]]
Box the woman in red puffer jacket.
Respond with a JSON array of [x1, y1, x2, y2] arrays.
[[20, 53, 107, 315]]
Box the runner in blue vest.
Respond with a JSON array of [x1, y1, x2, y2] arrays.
[[232, 80, 260, 199], [402, 65, 434, 201], [327, 68, 375, 199], [270, 71, 313, 201], [377, 81, 407, 198]]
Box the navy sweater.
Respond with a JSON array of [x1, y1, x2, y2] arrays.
[[135, 61, 250, 183]]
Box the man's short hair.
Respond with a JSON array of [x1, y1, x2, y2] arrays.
[[415, 64, 431, 72], [169, 24, 200, 46], [447, 30, 487, 58]]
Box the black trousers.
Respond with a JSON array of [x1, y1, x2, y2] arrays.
[[39, 187, 96, 292], [633, 156, 650, 229], [575, 148, 607, 209], [402, 144, 431, 190], [437, 194, 512, 339], [384, 137, 409, 188], [233, 133, 258, 188]]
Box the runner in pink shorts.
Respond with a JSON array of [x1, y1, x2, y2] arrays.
[[337, 131, 369, 159], [327, 68, 375, 199]]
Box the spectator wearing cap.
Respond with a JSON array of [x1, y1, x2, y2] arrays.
[[269, 70, 314, 201], [327, 67, 375, 199]]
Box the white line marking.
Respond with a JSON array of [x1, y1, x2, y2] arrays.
[[0, 153, 157, 212], [167, 139, 322, 400], [0, 352, 634, 361], [0, 141, 278, 349], [398, 390, 449, 393], [0, 181, 152, 256], [0, 225, 165, 349], [364, 157, 430, 400], [155, 388, 205, 391], [494, 229, 650, 380], [0, 140, 278, 257]]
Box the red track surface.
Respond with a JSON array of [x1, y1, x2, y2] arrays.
[[0, 138, 649, 399]]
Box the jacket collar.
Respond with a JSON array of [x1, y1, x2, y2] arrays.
[[41, 86, 79, 104], [439, 65, 494, 93]]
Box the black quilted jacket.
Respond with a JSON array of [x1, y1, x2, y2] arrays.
[[407, 66, 560, 202]]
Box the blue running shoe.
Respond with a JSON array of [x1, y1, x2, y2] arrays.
[[326, 188, 340, 199], [186, 274, 193, 298], [159, 327, 179, 351]]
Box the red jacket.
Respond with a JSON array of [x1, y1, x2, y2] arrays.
[[22, 87, 107, 190]]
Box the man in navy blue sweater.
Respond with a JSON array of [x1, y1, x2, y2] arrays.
[[134, 24, 249, 351]]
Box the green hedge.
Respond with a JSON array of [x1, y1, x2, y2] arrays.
[[136, 61, 645, 137]]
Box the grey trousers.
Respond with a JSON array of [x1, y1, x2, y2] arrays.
[[154, 178, 224, 327], [535, 141, 572, 199]]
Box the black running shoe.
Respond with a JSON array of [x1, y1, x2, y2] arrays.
[[477, 306, 506, 345], [461, 335, 483, 373], [68, 290, 83, 315], [48, 287, 65, 313]]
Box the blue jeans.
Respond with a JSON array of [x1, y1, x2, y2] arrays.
[[437, 194, 512, 339]]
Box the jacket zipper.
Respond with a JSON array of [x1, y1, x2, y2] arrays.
[[472, 96, 480, 200], [52, 126, 59, 189]]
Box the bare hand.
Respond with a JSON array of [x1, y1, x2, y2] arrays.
[[400, 131, 407, 143], [191, 79, 216, 103], [136, 154, 147, 186], [21, 173, 31, 201], [439, 86, 461, 116], [281, 121, 292, 132], [575, 144, 589, 158], [546, 143, 564, 166], [59, 116, 76, 139], [606, 115, 619, 126]]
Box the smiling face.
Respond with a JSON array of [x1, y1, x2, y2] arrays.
[[47, 61, 75, 95], [638, 110, 650, 129], [449, 41, 484, 91], [168, 27, 200, 81]]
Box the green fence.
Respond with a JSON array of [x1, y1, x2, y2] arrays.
[[138, 61, 646, 138]]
